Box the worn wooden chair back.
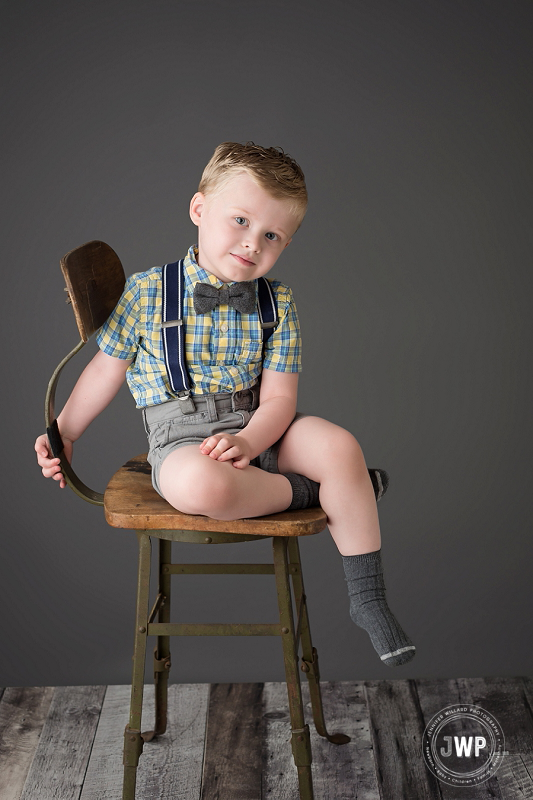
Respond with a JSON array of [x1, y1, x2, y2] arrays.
[[45, 242, 350, 800], [61, 239, 126, 342], [45, 241, 125, 504]]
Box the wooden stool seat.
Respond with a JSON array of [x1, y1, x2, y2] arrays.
[[104, 453, 328, 536]]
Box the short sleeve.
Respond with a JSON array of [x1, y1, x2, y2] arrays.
[[96, 274, 141, 360], [262, 284, 302, 373]]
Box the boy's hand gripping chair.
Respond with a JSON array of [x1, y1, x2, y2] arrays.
[[46, 241, 353, 800]]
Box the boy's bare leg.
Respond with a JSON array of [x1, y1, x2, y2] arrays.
[[158, 444, 293, 519], [276, 415, 416, 667], [276, 415, 380, 556], [158, 421, 415, 666]]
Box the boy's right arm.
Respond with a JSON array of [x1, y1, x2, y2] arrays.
[[35, 350, 132, 488]]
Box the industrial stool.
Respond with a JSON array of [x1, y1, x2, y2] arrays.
[[106, 454, 349, 800], [45, 241, 351, 800]]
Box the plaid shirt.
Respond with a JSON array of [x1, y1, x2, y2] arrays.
[[96, 246, 302, 407]]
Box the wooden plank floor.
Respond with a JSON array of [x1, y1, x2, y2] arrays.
[[0, 678, 531, 799]]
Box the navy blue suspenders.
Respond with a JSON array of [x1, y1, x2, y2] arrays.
[[161, 259, 278, 411], [256, 272, 278, 340]]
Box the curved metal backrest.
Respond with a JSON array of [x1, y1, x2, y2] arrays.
[[45, 241, 126, 505]]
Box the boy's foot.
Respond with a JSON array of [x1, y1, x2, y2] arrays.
[[283, 468, 389, 511], [342, 549, 416, 667]]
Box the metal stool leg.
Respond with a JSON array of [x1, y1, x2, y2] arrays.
[[154, 537, 171, 734], [287, 538, 350, 746], [123, 532, 151, 800], [142, 537, 172, 741], [273, 537, 314, 800]]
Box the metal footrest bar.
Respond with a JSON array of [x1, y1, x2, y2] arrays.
[[148, 622, 283, 636], [161, 562, 299, 574]]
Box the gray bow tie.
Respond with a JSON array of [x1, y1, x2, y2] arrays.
[[193, 281, 256, 314]]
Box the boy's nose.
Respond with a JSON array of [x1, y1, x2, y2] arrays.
[[242, 234, 261, 253]]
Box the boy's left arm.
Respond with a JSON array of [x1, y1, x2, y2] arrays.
[[200, 369, 298, 468]]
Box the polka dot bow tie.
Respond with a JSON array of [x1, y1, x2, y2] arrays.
[[193, 281, 256, 314]]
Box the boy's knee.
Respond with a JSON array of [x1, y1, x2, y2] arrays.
[[322, 426, 368, 473], [324, 425, 362, 457], [193, 472, 239, 519], [162, 457, 238, 518]]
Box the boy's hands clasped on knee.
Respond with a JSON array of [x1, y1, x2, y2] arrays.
[[200, 433, 252, 469]]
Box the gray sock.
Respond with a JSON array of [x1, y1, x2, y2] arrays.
[[342, 549, 416, 667], [283, 473, 321, 510], [283, 468, 388, 512]]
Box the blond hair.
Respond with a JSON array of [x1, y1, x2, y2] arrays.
[[198, 141, 308, 224]]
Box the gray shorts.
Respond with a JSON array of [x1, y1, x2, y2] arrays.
[[142, 385, 306, 498]]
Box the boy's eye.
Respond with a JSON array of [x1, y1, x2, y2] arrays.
[[235, 217, 247, 225], [265, 232, 278, 241]]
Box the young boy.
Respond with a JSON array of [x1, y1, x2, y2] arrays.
[[35, 142, 415, 667]]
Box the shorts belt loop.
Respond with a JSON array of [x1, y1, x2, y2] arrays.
[[207, 394, 218, 422]]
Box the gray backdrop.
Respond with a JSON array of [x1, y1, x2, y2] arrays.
[[2, 0, 532, 687]]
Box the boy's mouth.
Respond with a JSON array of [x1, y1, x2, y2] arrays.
[[231, 253, 255, 266]]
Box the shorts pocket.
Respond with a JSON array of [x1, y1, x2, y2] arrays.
[[147, 420, 171, 449]]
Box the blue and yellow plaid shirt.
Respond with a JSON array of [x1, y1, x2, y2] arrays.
[[96, 245, 302, 407]]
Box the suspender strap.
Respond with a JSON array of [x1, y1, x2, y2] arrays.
[[162, 260, 196, 411], [257, 276, 278, 344]]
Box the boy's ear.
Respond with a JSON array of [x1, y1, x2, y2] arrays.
[[189, 192, 205, 226]]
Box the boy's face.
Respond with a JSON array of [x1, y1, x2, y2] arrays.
[[190, 172, 300, 283]]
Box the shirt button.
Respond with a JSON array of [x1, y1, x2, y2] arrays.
[[220, 323, 229, 333]]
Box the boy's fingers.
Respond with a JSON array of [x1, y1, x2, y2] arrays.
[[53, 470, 67, 487], [216, 449, 235, 461], [43, 460, 65, 477], [200, 435, 222, 453], [232, 456, 250, 469], [216, 445, 243, 462], [209, 437, 232, 456], [38, 456, 59, 469]]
